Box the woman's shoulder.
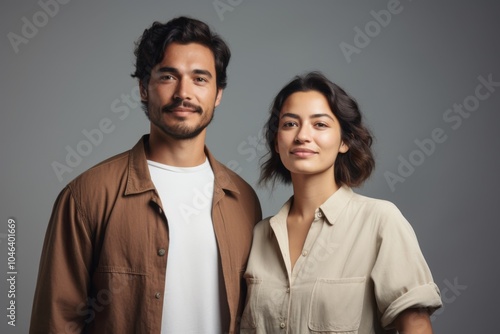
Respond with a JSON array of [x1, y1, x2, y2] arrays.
[[254, 210, 281, 227], [343, 190, 412, 232], [349, 190, 402, 215]]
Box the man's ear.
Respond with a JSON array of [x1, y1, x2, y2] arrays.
[[139, 81, 148, 101], [215, 88, 223, 107]]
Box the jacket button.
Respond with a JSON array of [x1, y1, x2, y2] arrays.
[[280, 322, 286, 329], [154, 292, 161, 299], [157, 248, 166, 256]]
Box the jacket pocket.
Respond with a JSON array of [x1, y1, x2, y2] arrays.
[[240, 278, 262, 332], [308, 277, 366, 333]]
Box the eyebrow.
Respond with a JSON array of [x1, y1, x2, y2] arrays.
[[156, 66, 213, 79], [280, 112, 335, 120]]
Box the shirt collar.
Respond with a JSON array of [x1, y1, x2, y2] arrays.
[[269, 185, 354, 232], [319, 185, 354, 225], [124, 134, 240, 196], [124, 135, 156, 195], [205, 146, 240, 195]]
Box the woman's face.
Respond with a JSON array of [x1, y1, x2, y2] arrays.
[[276, 90, 348, 180]]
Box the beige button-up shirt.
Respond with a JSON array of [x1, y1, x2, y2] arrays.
[[241, 186, 441, 334]]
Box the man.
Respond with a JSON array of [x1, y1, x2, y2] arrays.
[[30, 17, 262, 334]]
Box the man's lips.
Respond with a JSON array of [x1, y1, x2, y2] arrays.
[[170, 107, 197, 113], [163, 106, 201, 117], [162, 100, 202, 114]]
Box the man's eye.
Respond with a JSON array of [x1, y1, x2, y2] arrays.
[[160, 75, 173, 81], [195, 77, 208, 82]]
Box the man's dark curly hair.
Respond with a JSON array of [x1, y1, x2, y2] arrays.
[[260, 71, 375, 188], [131, 16, 231, 93]]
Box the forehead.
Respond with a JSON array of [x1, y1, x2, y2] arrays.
[[281, 90, 333, 114], [157, 42, 216, 71]]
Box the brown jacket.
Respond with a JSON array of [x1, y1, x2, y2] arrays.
[[30, 135, 262, 334]]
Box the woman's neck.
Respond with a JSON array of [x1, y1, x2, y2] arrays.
[[289, 173, 340, 219]]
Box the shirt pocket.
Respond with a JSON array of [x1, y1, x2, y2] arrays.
[[240, 278, 262, 332], [92, 266, 148, 302], [308, 276, 366, 334]]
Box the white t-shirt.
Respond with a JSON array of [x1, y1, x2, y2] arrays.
[[148, 158, 223, 334]]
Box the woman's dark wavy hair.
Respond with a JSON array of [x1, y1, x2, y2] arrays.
[[131, 16, 230, 92], [260, 71, 375, 188]]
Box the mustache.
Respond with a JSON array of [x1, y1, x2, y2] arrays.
[[162, 99, 202, 114]]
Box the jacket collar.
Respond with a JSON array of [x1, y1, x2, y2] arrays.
[[124, 135, 239, 195]]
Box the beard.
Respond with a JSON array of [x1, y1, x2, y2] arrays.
[[146, 99, 214, 140]]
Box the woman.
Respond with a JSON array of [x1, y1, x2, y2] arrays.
[[241, 72, 442, 333]]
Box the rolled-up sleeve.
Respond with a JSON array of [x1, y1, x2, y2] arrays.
[[370, 203, 442, 328]]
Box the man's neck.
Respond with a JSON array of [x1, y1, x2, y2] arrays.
[[146, 131, 207, 167]]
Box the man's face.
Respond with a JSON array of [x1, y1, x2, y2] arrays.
[[141, 42, 222, 140]]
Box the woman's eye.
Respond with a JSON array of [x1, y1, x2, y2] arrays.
[[315, 122, 328, 128], [282, 121, 297, 128]]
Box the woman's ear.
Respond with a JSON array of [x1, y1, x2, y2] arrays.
[[339, 141, 349, 153], [274, 139, 280, 154]]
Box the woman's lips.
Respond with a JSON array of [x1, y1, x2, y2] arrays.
[[291, 148, 317, 157]]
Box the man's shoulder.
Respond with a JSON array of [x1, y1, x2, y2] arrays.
[[67, 148, 132, 190], [68, 137, 146, 188], [48, 148, 134, 218]]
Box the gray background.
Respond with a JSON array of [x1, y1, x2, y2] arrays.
[[1, 0, 499, 332]]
